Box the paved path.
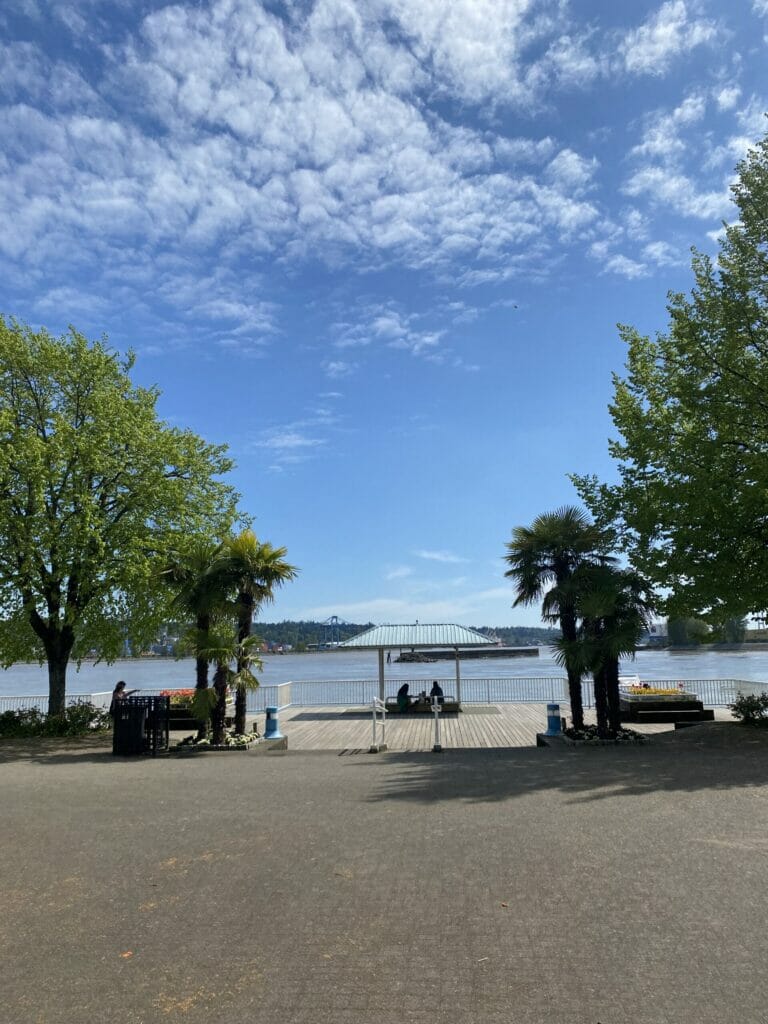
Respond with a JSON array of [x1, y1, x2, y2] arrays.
[[2, 722, 766, 1024]]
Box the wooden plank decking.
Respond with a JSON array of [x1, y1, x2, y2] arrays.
[[263, 703, 713, 751]]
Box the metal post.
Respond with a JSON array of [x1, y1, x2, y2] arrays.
[[378, 648, 385, 702], [432, 697, 442, 753], [369, 698, 388, 753], [264, 706, 283, 740], [455, 647, 462, 707], [545, 703, 561, 737]]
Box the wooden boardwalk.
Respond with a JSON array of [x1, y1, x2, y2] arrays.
[[267, 703, 696, 751]]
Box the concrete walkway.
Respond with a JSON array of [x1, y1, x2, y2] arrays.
[[2, 722, 767, 1023]]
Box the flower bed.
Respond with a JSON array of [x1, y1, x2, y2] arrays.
[[621, 686, 697, 701], [174, 729, 259, 753], [563, 724, 650, 745]]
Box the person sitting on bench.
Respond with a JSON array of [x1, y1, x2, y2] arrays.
[[397, 683, 410, 712], [430, 681, 444, 705]]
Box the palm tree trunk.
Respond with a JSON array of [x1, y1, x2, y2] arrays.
[[560, 609, 585, 729], [593, 666, 609, 737], [195, 614, 210, 739], [211, 662, 228, 745], [605, 657, 622, 735], [234, 593, 253, 735]]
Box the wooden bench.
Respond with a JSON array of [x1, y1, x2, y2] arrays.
[[385, 697, 460, 714]]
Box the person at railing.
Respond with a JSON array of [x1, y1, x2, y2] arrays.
[[397, 682, 410, 713], [430, 681, 444, 705], [109, 680, 138, 717]]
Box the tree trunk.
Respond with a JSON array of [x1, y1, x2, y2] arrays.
[[40, 627, 75, 717], [195, 656, 208, 689], [195, 613, 210, 690], [234, 592, 253, 735], [234, 686, 247, 736], [593, 666, 609, 737], [47, 654, 69, 717], [605, 657, 622, 736], [566, 667, 585, 730], [211, 663, 228, 745], [560, 608, 585, 728]]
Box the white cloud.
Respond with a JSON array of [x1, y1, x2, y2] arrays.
[[544, 148, 598, 193], [715, 85, 741, 111], [324, 360, 356, 379], [620, 1, 717, 76], [254, 431, 326, 451], [630, 92, 707, 162], [642, 240, 684, 266], [623, 166, 732, 219], [385, 566, 413, 580], [603, 254, 648, 279], [415, 549, 468, 564], [292, 585, 516, 625], [753, 0, 768, 15]]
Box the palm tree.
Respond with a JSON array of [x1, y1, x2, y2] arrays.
[[504, 506, 608, 729], [164, 537, 226, 691], [565, 564, 653, 736], [219, 530, 298, 734], [195, 630, 264, 744]]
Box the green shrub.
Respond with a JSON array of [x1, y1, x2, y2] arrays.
[[729, 691, 768, 726], [0, 701, 110, 737]]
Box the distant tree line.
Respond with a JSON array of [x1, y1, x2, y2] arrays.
[[249, 621, 558, 650]]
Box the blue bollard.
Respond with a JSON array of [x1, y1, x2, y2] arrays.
[[264, 706, 283, 740], [545, 703, 562, 736]]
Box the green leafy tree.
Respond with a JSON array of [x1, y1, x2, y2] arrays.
[[504, 506, 608, 729], [0, 319, 239, 714], [667, 617, 710, 646], [573, 128, 768, 621], [219, 530, 297, 734]]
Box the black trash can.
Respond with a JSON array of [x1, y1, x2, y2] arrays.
[[112, 696, 170, 757]]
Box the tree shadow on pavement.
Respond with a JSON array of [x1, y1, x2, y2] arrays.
[[360, 723, 768, 805]]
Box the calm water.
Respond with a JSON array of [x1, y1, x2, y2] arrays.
[[3, 646, 768, 696]]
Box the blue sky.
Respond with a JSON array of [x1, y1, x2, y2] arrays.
[[1, 0, 767, 627]]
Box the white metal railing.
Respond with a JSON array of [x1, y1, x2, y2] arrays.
[[0, 692, 112, 713], [289, 678, 379, 706], [2, 677, 766, 714], [370, 698, 387, 752]]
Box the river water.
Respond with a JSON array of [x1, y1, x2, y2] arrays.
[[3, 646, 768, 697]]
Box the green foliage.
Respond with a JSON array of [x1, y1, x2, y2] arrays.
[[190, 687, 218, 722], [572, 128, 768, 620], [503, 505, 612, 729], [729, 692, 768, 726], [667, 617, 711, 646], [723, 617, 747, 644], [0, 318, 240, 712], [0, 701, 109, 737]]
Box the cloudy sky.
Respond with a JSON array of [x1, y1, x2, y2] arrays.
[[1, 0, 766, 627]]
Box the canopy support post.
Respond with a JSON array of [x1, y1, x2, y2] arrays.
[[455, 647, 461, 706]]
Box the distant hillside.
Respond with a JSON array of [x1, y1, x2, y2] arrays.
[[473, 626, 559, 647], [252, 620, 558, 650]]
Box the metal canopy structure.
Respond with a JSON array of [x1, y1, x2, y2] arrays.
[[339, 623, 494, 703]]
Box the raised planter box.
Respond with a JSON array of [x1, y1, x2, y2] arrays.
[[167, 703, 235, 731]]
